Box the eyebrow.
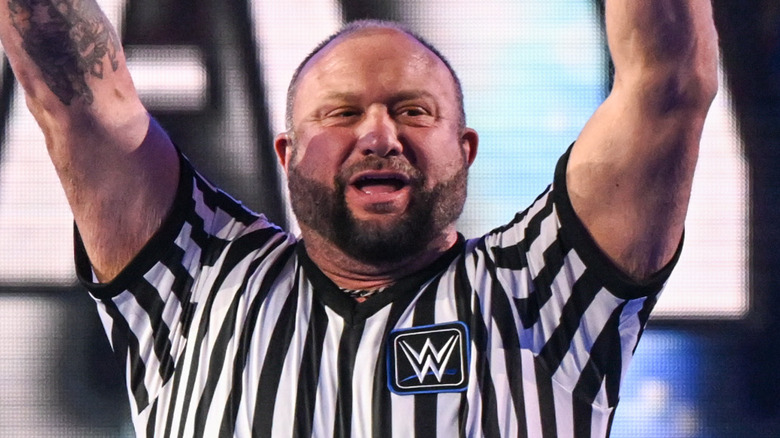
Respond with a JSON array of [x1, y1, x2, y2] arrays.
[[320, 90, 438, 103]]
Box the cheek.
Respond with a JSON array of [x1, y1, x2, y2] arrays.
[[291, 131, 354, 180], [410, 133, 467, 182]]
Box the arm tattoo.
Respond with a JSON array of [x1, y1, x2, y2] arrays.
[[7, 0, 121, 105]]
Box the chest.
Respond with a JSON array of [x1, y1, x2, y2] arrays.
[[177, 279, 475, 436]]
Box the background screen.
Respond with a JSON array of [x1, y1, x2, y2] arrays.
[[0, 1, 775, 436]]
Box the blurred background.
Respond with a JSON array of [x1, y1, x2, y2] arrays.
[[0, 0, 775, 436]]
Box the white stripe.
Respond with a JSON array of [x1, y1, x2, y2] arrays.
[[233, 256, 299, 435], [521, 348, 544, 437], [591, 380, 614, 437], [269, 272, 313, 436], [180, 240, 292, 435], [488, 317, 519, 437], [311, 306, 345, 437], [174, 222, 203, 289], [494, 204, 560, 302], [552, 287, 623, 390], [388, 298, 416, 438], [191, 181, 217, 231], [198, 289, 252, 435], [92, 298, 116, 350], [351, 305, 392, 437], [552, 377, 575, 438], [126, 356, 149, 436], [463, 338, 483, 437], [523, 246, 584, 354], [111, 291, 167, 411], [617, 297, 650, 386], [487, 189, 552, 246], [143, 261, 186, 353], [433, 278, 465, 437]]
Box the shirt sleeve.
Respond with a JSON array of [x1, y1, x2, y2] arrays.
[[476, 144, 681, 409], [73, 150, 286, 416]]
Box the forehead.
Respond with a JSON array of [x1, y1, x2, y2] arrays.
[[293, 28, 457, 108]]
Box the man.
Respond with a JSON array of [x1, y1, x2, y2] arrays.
[[0, 0, 718, 436]]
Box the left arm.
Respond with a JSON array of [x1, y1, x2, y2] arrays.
[[567, 0, 719, 280]]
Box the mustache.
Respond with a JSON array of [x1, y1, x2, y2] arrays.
[[335, 155, 424, 187]]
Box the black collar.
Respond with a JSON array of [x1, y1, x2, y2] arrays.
[[295, 235, 465, 325]]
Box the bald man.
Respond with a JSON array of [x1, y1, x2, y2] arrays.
[[0, 1, 717, 436]]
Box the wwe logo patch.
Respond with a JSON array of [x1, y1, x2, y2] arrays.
[[387, 321, 469, 394]]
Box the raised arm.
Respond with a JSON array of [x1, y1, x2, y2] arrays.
[[567, 0, 719, 280], [0, 0, 179, 281]]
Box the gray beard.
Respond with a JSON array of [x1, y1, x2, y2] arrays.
[[287, 156, 468, 264]]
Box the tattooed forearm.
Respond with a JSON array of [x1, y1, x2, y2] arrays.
[[7, 0, 121, 105]]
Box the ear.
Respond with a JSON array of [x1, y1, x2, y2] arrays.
[[274, 132, 293, 174], [460, 128, 479, 166]]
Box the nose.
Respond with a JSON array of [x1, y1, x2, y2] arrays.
[[355, 106, 403, 157]]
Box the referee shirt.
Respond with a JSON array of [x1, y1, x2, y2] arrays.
[[76, 147, 678, 437]]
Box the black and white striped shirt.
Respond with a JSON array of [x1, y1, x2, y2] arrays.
[[76, 148, 677, 437]]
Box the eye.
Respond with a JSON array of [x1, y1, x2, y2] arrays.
[[321, 107, 363, 126], [395, 105, 435, 126], [397, 106, 429, 117], [327, 108, 361, 118]]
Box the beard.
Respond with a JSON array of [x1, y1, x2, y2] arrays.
[[288, 155, 468, 265]]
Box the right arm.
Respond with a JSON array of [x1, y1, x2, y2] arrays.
[[0, 0, 179, 281]]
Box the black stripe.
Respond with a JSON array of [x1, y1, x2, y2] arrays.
[[606, 408, 617, 437], [187, 170, 272, 268], [103, 300, 129, 374], [477, 239, 529, 436], [537, 268, 601, 374], [333, 321, 366, 438], [250, 278, 302, 435], [192, 172, 258, 226], [180, 198, 230, 268], [509, 187, 554, 250], [491, 242, 529, 270], [370, 278, 430, 438], [470, 294, 501, 436], [292, 297, 330, 438], [582, 302, 628, 407], [159, 237, 195, 306], [190, 264, 261, 438], [490, 189, 565, 330], [572, 381, 595, 437], [159, 244, 199, 339], [176, 230, 287, 438], [146, 399, 158, 437], [489, 185, 552, 236], [218, 245, 297, 435], [452, 253, 472, 437], [533, 358, 558, 438], [179, 188, 221, 267], [412, 278, 441, 436], [103, 299, 150, 411], [572, 302, 628, 436], [632, 295, 657, 354], [128, 278, 177, 383], [192, 239, 293, 437], [162, 339, 189, 438], [513, 234, 568, 330]]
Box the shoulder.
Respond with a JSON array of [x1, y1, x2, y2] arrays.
[[466, 146, 677, 301]]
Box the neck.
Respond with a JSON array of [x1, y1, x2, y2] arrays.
[[299, 224, 459, 290]]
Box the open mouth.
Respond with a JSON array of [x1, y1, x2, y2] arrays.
[[351, 173, 410, 194]]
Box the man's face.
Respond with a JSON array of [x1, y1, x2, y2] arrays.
[[277, 28, 478, 263]]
